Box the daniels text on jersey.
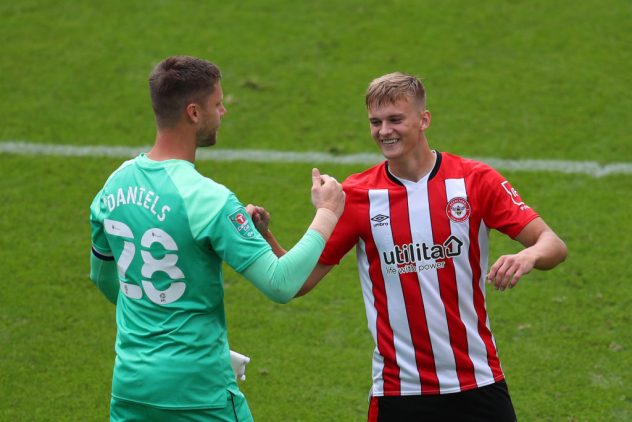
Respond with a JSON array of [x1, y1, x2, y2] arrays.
[[102, 185, 171, 222]]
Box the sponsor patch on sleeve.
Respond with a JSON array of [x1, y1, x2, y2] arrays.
[[228, 209, 255, 239], [501, 180, 530, 210]]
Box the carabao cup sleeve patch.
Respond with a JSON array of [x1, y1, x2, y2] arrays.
[[227, 209, 255, 239]]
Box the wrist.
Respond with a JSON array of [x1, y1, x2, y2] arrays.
[[309, 208, 339, 241]]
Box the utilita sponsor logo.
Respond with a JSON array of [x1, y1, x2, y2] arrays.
[[382, 235, 464, 265]]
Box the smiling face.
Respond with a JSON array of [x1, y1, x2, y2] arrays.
[[368, 97, 430, 161]]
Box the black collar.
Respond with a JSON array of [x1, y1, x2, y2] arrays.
[[385, 151, 442, 185]]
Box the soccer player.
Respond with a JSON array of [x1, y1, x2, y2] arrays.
[[89, 55, 344, 421], [293, 72, 568, 421]]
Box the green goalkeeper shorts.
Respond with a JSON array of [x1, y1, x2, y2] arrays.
[[110, 391, 253, 422]]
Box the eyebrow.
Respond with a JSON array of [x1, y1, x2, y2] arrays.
[[369, 113, 406, 120]]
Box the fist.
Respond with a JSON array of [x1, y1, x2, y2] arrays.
[[311, 168, 345, 218]]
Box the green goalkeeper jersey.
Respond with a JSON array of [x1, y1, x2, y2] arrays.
[[90, 154, 271, 409]]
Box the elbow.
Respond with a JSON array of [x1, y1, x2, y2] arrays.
[[267, 292, 293, 304], [543, 238, 568, 270], [264, 289, 296, 305], [540, 230, 568, 269], [552, 231, 568, 265], [558, 239, 568, 264]]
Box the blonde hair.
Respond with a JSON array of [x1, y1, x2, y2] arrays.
[[365, 72, 426, 110]]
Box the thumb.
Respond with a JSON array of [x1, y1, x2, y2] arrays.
[[312, 168, 321, 189]]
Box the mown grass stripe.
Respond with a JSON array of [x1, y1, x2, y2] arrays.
[[2, 141, 631, 177]]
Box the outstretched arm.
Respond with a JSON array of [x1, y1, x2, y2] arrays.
[[294, 262, 334, 297], [239, 168, 345, 303], [487, 217, 567, 291]]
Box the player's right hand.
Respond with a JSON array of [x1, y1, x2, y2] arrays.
[[246, 204, 271, 234], [311, 168, 345, 218]]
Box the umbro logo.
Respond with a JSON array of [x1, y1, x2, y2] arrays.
[[371, 214, 390, 227], [371, 214, 389, 222]]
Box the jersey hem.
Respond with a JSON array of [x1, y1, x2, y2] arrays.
[[372, 375, 505, 397], [110, 391, 233, 410]]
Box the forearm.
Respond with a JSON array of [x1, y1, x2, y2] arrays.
[[295, 263, 333, 297], [520, 230, 567, 270], [241, 229, 325, 303], [89, 253, 119, 304], [308, 208, 339, 241], [258, 208, 338, 257], [259, 229, 287, 257]]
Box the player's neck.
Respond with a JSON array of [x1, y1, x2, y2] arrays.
[[148, 129, 196, 163], [387, 148, 436, 183]]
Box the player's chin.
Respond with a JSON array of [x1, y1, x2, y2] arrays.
[[197, 135, 217, 148], [380, 147, 403, 160]]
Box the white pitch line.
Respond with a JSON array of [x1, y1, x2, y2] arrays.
[[1, 141, 632, 177]]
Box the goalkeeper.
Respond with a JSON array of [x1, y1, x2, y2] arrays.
[[89, 55, 344, 422]]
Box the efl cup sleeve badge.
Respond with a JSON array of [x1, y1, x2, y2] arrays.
[[446, 197, 471, 223], [228, 209, 255, 238]]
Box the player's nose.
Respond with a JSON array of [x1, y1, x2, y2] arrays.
[[379, 122, 393, 136]]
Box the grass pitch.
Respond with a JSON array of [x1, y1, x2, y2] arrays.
[[1, 1, 631, 421]]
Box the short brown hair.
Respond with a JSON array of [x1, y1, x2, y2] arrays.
[[149, 56, 221, 128], [365, 72, 426, 110]]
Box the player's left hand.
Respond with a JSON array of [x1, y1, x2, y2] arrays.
[[246, 204, 271, 234], [486, 251, 537, 291]]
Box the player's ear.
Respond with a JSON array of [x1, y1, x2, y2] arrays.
[[420, 110, 431, 131], [185, 103, 200, 123]]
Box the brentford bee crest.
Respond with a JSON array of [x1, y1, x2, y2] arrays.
[[446, 197, 471, 223]]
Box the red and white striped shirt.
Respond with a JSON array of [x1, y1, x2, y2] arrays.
[[320, 152, 538, 396]]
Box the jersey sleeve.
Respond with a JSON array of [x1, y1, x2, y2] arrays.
[[202, 193, 272, 273], [241, 229, 325, 303], [319, 186, 360, 265], [89, 188, 113, 258], [476, 165, 539, 239], [89, 188, 119, 304]]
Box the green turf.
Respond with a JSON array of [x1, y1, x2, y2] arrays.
[[1, 0, 630, 161], [1, 0, 631, 420]]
